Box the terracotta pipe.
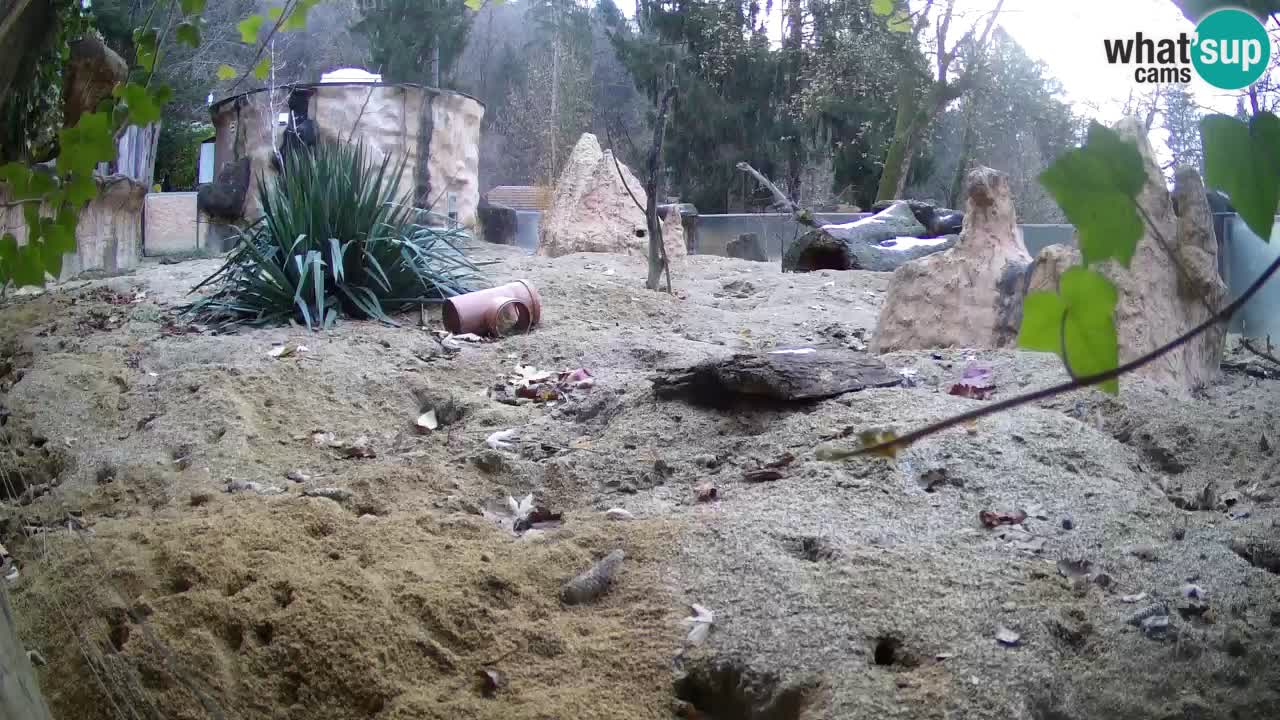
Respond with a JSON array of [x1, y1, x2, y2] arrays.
[[443, 280, 542, 335], [484, 296, 532, 337]]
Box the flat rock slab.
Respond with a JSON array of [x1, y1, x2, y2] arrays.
[[652, 346, 902, 405]]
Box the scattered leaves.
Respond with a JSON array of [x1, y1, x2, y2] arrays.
[[695, 484, 719, 502], [743, 469, 784, 483]]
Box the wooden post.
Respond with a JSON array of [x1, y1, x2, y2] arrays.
[[1, 585, 52, 720]]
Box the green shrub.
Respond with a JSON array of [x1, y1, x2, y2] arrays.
[[184, 142, 484, 330]]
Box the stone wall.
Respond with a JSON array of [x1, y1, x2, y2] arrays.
[[209, 83, 485, 226], [143, 192, 212, 256], [0, 175, 145, 281]]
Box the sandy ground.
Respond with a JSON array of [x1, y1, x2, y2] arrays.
[[1, 245, 1278, 720]]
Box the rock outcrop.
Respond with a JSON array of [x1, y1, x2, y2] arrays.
[[1026, 119, 1228, 392], [783, 201, 958, 273], [537, 134, 686, 260], [873, 166, 1033, 353], [63, 36, 128, 130]]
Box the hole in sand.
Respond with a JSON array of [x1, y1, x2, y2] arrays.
[[781, 536, 839, 563], [272, 581, 296, 608], [795, 247, 853, 272], [674, 659, 817, 720], [254, 621, 274, 645], [95, 465, 116, 484], [872, 635, 917, 668]]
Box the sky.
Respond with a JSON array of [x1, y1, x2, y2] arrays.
[[726, 0, 1254, 119]]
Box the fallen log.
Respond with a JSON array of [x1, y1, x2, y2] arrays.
[[652, 346, 902, 406]]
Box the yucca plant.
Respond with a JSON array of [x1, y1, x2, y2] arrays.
[[183, 141, 485, 330]]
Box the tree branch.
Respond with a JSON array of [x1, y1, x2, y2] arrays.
[[734, 162, 819, 229], [849, 252, 1280, 458], [604, 121, 645, 215], [226, 0, 299, 96], [645, 85, 677, 292]]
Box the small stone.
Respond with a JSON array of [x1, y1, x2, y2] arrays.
[[286, 469, 311, 483], [1001, 601, 1017, 611], [691, 454, 719, 469], [1171, 527, 1187, 541], [1182, 584, 1207, 601], [1092, 573, 1114, 589], [995, 626, 1021, 647], [480, 553, 493, 563], [1061, 515, 1075, 530], [1130, 545, 1158, 561], [25, 650, 46, 667], [1269, 610, 1280, 627], [1140, 614, 1171, 638], [619, 483, 638, 495]]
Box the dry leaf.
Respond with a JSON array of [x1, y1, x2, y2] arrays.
[[743, 469, 784, 483], [344, 437, 376, 459], [695, 484, 718, 502], [980, 510, 1028, 528], [604, 508, 635, 521], [1121, 593, 1148, 604]]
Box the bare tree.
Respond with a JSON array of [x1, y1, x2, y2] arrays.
[[875, 0, 1006, 203]]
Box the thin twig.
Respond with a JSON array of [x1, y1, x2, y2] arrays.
[[226, 0, 299, 96], [852, 252, 1280, 457], [604, 122, 645, 215], [735, 162, 819, 229], [1241, 337, 1280, 368]]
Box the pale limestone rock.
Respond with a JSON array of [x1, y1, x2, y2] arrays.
[[873, 166, 1032, 353], [1025, 118, 1227, 392], [537, 133, 687, 260]]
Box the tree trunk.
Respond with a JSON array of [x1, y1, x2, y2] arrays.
[[875, 69, 924, 204], [949, 102, 978, 208], [645, 87, 677, 291]]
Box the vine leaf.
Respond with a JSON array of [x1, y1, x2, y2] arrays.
[[133, 28, 159, 72], [254, 57, 272, 81], [57, 112, 116, 178], [115, 83, 162, 126], [1039, 122, 1146, 268], [217, 64, 238, 81], [871, 0, 894, 14], [238, 14, 265, 44], [1018, 267, 1121, 395], [176, 21, 202, 48], [465, 0, 485, 9], [1201, 112, 1280, 242], [283, 0, 322, 31], [180, 0, 207, 14]]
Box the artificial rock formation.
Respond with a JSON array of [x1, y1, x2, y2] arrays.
[[63, 36, 128, 129], [1026, 119, 1227, 392], [537, 134, 686, 259], [784, 201, 954, 273], [873, 166, 1032, 353]]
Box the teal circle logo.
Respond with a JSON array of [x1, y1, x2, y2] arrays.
[[1193, 8, 1271, 90]]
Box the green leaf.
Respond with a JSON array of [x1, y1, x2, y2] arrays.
[[216, 64, 238, 81], [282, 0, 321, 31], [465, 0, 486, 9], [1201, 112, 1280, 242], [65, 174, 98, 206], [871, 0, 895, 15], [57, 112, 117, 178], [0, 233, 18, 286], [11, 244, 46, 288], [238, 14, 265, 44], [253, 57, 272, 81], [1039, 122, 1146, 268], [268, 6, 284, 21], [887, 11, 913, 32], [180, 0, 207, 14], [133, 28, 159, 72], [176, 21, 201, 48], [1018, 268, 1121, 395], [120, 82, 162, 126]]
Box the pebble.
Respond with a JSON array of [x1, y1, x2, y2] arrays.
[[1001, 601, 1017, 612], [1130, 545, 1158, 561], [1061, 515, 1074, 530], [480, 553, 493, 563]]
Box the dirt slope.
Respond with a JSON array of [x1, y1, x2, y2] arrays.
[[1, 246, 1277, 720]]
